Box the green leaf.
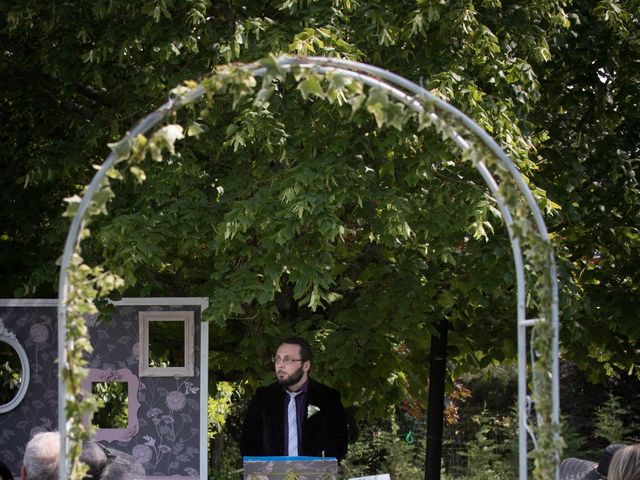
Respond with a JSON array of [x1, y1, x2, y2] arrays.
[[187, 122, 205, 138], [297, 72, 325, 100], [129, 166, 147, 183], [107, 136, 134, 162], [366, 88, 389, 128]]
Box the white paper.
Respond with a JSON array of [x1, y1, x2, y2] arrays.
[[348, 475, 391, 480]]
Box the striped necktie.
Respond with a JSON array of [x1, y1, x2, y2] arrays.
[[287, 390, 301, 456]]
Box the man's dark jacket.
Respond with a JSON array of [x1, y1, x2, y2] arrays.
[[240, 378, 348, 460]]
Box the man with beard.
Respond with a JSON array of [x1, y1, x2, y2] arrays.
[[240, 337, 348, 460]]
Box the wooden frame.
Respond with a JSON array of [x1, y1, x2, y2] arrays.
[[138, 311, 195, 377], [82, 368, 141, 442]]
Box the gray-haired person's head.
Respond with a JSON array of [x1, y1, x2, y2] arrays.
[[22, 431, 59, 480], [609, 445, 640, 480]]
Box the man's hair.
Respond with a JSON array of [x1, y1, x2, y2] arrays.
[[23, 431, 59, 480], [608, 444, 640, 480], [596, 444, 626, 476], [281, 337, 313, 364], [0, 459, 14, 480]]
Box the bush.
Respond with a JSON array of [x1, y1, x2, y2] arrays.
[[594, 393, 631, 444], [340, 413, 424, 479]]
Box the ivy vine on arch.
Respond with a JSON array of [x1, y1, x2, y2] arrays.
[[58, 55, 561, 480]]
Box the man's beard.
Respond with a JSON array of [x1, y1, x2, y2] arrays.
[[277, 365, 304, 388]]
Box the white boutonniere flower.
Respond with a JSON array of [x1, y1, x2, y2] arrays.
[[307, 404, 321, 419]]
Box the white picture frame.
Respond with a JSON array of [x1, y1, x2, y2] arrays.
[[0, 320, 30, 414], [139, 310, 195, 377]]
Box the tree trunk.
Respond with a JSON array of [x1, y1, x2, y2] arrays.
[[425, 319, 449, 480], [210, 431, 225, 471]]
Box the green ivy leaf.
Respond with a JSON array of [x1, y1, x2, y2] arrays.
[[297, 72, 325, 100]]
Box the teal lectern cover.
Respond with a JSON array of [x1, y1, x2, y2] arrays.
[[243, 456, 338, 479]]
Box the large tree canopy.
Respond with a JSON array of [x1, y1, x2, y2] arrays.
[[531, 0, 640, 381], [1, 0, 638, 420]]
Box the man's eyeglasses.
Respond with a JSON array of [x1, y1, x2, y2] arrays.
[[272, 355, 303, 365]]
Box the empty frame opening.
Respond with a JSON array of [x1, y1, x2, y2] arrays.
[[149, 320, 185, 368], [82, 368, 141, 442], [139, 311, 194, 377], [92, 381, 129, 429]]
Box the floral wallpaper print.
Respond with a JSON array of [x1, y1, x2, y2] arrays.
[[87, 305, 202, 478], [132, 378, 200, 476], [0, 303, 203, 479], [0, 306, 58, 476]]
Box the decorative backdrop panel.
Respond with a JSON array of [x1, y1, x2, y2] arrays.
[[0, 302, 203, 479], [87, 305, 202, 477], [0, 305, 58, 475]]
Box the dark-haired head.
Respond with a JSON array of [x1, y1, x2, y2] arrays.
[[0, 460, 14, 480], [280, 337, 313, 364]]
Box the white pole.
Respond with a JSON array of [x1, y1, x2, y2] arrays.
[[199, 301, 210, 480]]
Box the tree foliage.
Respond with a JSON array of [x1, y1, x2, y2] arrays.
[[1, 0, 639, 468], [531, 0, 640, 380]]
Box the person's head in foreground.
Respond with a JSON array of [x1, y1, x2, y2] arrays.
[[22, 431, 59, 480], [22, 431, 145, 480], [608, 445, 640, 480]]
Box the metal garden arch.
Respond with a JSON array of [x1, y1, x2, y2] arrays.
[[57, 56, 560, 480]]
